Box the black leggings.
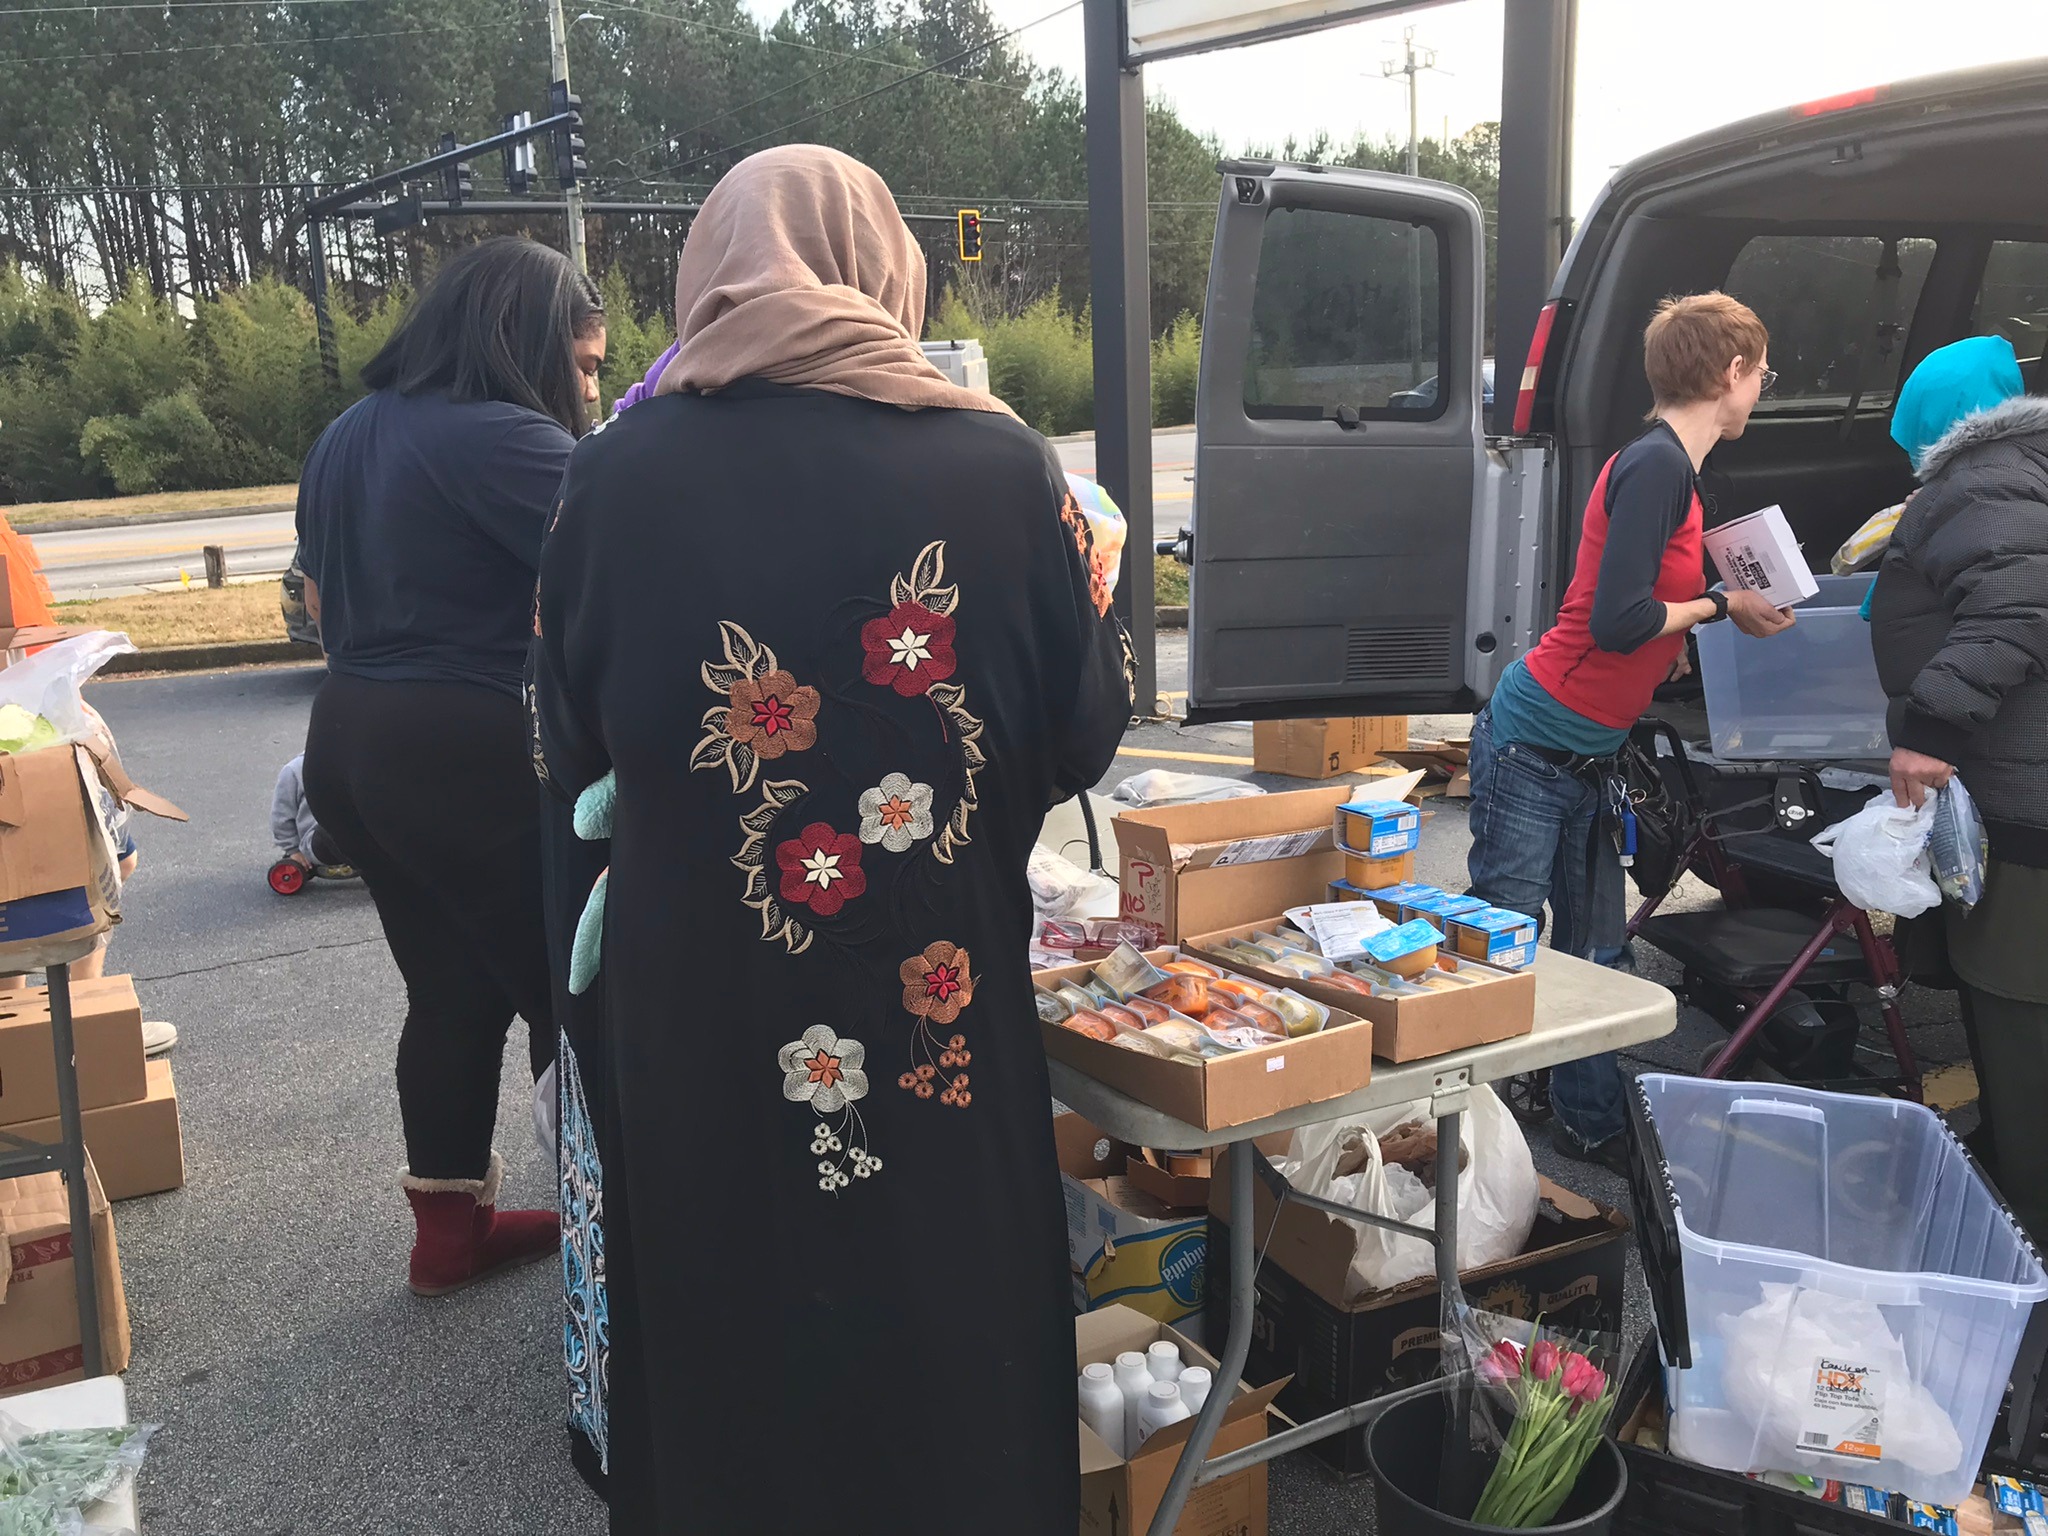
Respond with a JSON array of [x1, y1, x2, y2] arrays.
[[304, 672, 556, 1181]]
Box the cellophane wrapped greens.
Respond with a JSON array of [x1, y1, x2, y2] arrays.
[[0, 1418, 156, 1535]]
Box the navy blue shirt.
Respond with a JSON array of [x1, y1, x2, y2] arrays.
[[295, 388, 575, 695]]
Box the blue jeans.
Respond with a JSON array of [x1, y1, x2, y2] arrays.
[[1466, 707, 1629, 1147]]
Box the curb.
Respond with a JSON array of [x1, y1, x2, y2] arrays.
[[19, 500, 294, 535], [101, 639, 322, 676], [1158, 605, 1188, 630]]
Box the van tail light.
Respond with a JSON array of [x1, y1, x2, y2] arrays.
[[1513, 300, 1560, 435], [1792, 85, 1885, 117]]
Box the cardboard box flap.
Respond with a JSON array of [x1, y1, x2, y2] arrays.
[[81, 738, 187, 823], [1075, 1304, 1289, 1460], [1114, 785, 1354, 873], [1078, 1420, 1123, 1476]]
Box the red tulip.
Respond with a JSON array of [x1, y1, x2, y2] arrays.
[[1528, 1339, 1562, 1383], [1560, 1352, 1606, 1406], [1477, 1339, 1524, 1384]]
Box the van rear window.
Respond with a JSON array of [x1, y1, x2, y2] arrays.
[[1970, 241, 2048, 378], [1724, 235, 1935, 410], [1242, 205, 1445, 420]]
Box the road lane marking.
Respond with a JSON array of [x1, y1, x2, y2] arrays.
[[1115, 745, 1255, 766]]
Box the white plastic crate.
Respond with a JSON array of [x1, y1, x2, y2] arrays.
[[1631, 1074, 2048, 1507], [1696, 572, 1892, 760]]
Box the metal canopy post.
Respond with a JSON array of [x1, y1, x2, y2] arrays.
[[1084, 0, 1157, 719]]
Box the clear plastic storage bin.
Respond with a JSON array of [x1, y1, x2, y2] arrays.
[[1629, 1074, 2047, 1507], [1696, 573, 1892, 759]]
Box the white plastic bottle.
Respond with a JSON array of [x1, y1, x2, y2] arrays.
[[1137, 1380, 1192, 1447], [1146, 1340, 1183, 1385], [1078, 1362, 1125, 1457], [1113, 1351, 1154, 1453], [1178, 1365, 1212, 1416]]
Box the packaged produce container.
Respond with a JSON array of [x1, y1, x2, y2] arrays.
[[1696, 574, 1892, 760], [1626, 1074, 2048, 1507]]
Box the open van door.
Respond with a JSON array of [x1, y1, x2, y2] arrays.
[[1185, 163, 1489, 723]]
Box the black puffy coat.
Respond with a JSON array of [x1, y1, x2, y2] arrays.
[[1871, 394, 2048, 867]]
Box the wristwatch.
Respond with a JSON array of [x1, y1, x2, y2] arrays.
[[1701, 590, 1730, 624]]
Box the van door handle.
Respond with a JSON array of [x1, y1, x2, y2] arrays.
[[1323, 404, 1362, 430]]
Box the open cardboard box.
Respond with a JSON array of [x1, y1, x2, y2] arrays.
[[1036, 949, 1373, 1132], [1111, 785, 1354, 943], [1184, 918, 1535, 1064], [1056, 1112, 1209, 1334], [1077, 1304, 1288, 1536]]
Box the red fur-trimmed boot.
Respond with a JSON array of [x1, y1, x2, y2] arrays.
[[401, 1152, 558, 1297]]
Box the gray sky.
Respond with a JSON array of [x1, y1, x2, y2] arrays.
[[750, 0, 2048, 213]]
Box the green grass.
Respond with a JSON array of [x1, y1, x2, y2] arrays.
[[1155, 560, 1189, 607]]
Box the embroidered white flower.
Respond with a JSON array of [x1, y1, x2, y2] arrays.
[[799, 847, 847, 889], [885, 625, 935, 670], [857, 773, 936, 853], [778, 1026, 869, 1113]]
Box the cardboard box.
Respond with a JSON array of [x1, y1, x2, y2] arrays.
[[1185, 918, 1536, 1063], [0, 1157, 130, 1394], [1056, 1112, 1208, 1331], [0, 743, 185, 969], [1208, 1154, 1629, 1478], [1114, 785, 1352, 943], [1125, 1149, 1213, 1210], [1703, 503, 1821, 607], [1037, 952, 1374, 1131], [1252, 717, 1408, 780], [0, 974, 147, 1125], [1077, 1305, 1285, 1536], [1380, 739, 1473, 800], [1, 1059, 182, 1201]]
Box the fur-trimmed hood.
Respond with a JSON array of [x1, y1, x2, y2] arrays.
[[1916, 392, 2048, 482]]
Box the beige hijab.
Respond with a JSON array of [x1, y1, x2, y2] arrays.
[[654, 144, 1015, 418]]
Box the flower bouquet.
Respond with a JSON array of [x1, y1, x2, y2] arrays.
[[1465, 1325, 1619, 1529]]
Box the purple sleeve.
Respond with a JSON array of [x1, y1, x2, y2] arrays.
[[614, 340, 680, 415]]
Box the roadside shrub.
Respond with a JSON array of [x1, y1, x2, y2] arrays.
[[80, 391, 224, 494], [1152, 313, 1200, 427], [931, 288, 1093, 437]]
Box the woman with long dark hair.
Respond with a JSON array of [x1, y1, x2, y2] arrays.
[[296, 236, 605, 1294]]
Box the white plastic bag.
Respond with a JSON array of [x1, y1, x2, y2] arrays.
[[0, 632, 136, 750], [1716, 1282, 1962, 1490], [1811, 795, 1941, 916], [1026, 843, 1120, 919], [1278, 1085, 1539, 1300], [1109, 770, 1264, 807]]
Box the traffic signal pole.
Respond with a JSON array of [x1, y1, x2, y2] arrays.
[[546, 0, 589, 273]]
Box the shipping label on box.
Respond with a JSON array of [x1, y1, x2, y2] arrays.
[[1703, 504, 1822, 607]]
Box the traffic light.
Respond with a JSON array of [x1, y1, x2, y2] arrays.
[[501, 111, 535, 195], [438, 132, 473, 205], [371, 194, 424, 236], [550, 79, 587, 188], [957, 208, 982, 263]]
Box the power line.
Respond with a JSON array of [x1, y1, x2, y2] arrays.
[[0, 0, 377, 13], [0, 16, 522, 66], [632, 0, 1079, 184]]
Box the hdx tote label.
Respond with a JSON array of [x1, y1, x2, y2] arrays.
[[1798, 1356, 1885, 1462]]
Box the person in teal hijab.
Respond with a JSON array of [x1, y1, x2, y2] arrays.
[[1860, 335, 2029, 619], [1891, 333, 2025, 470]]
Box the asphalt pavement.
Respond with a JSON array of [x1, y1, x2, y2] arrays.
[[81, 645, 1968, 1535], [25, 428, 1197, 600]]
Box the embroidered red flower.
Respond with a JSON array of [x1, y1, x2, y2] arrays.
[[775, 823, 867, 916], [725, 670, 820, 758], [900, 941, 976, 1025], [861, 603, 957, 696]]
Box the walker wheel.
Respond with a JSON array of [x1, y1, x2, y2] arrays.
[[268, 859, 307, 895]]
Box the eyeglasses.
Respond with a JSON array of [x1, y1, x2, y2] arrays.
[[1757, 368, 1780, 397]]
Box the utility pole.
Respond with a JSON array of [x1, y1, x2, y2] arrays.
[[1382, 25, 1439, 385], [545, 0, 588, 273]]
